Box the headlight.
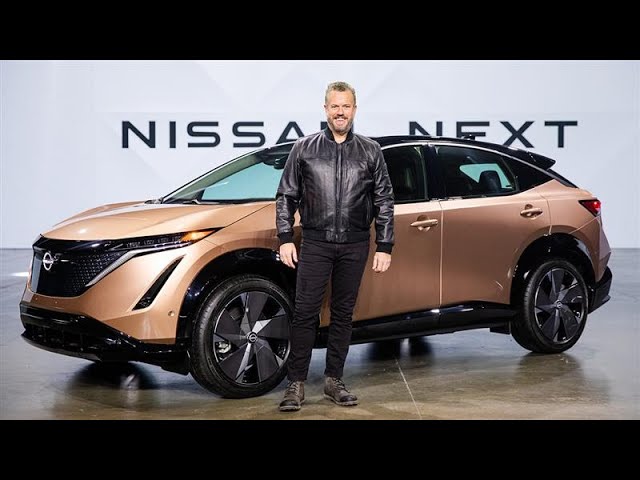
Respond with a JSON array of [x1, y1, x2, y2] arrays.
[[82, 229, 219, 287], [109, 229, 218, 252]]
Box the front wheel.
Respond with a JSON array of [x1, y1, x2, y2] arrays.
[[190, 274, 293, 398], [511, 259, 589, 353]]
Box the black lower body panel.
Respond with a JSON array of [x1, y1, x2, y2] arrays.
[[590, 266, 612, 312], [315, 302, 516, 348], [20, 304, 189, 373]]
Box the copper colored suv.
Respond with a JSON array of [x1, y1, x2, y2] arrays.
[[20, 136, 613, 398]]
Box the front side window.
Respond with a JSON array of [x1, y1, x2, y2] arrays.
[[162, 144, 293, 204], [433, 145, 516, 198], [382, 145, 428, 203]]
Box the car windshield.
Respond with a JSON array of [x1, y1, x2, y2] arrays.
[[161, 143, 294, 204]]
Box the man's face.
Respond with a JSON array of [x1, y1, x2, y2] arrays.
[[324, 90, 357, 135]]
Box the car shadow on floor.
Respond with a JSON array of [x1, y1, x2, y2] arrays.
[[366, 336, 433, 361]]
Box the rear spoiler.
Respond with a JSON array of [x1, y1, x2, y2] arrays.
[[525, 152, 556, 170]]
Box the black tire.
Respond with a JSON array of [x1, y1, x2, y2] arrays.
[[511, 258, 589, 353], [189, 274, 293, 398]]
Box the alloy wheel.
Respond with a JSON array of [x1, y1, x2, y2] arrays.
[[212, 290, 290, 385], [534, 267, 586, 345]]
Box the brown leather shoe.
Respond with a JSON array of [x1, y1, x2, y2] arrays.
[[279, 380, 305, 412], [324, 377, 358, 406]]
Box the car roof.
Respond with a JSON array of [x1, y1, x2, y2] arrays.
[[272, 135, 556, 170], [370, 135, 556, 170]]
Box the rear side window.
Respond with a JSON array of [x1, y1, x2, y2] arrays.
[[433, 145, 516, 198], [502, 156, 553, 191]]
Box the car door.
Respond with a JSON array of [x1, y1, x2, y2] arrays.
[[319, 143, 442, 325], [426, 143, 550, 307]]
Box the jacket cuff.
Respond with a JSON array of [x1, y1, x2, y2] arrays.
[[278, 231, 294, 245], [375, 242, 393, 254]]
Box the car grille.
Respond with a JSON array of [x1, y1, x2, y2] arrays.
[[30, 238, 126, 297]]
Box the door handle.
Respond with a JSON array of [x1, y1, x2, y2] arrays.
[[520, 206, 543, 217], [410, 219, 439, 231]]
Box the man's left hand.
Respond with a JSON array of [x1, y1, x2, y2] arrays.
[[372, 252, 391, 273]]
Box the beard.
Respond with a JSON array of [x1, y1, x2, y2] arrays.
[[329, 116, 351, 134]]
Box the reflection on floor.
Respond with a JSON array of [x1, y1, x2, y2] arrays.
[[1, 248, 638, 419]]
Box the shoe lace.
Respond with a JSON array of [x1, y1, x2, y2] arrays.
[[286, 381, 301, 395], [331, 377, 348, 392]]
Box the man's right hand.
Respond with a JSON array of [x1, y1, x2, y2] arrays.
[[279, 243, 298, 269]]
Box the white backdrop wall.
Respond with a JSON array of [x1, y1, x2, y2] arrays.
[[1, 60, 638, 248]]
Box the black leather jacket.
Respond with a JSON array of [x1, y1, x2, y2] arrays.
[[276, 128, 394, 253]]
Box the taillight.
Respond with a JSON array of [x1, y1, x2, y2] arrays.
[[579, 199, 601, 216]]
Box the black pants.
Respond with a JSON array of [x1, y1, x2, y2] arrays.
[[287, 236, 370, 381]]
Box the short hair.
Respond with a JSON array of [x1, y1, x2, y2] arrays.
[[325, 81, 356, 105]]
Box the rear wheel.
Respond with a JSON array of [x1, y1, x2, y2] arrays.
[[512, 259, 589, 353], [190, 274, 292, 398]]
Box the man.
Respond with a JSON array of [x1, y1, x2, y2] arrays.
[[275, 81, 394, 412]]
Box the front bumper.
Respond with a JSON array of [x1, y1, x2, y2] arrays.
[[589, 266, 612, 313], [20, 304, 189, 373]]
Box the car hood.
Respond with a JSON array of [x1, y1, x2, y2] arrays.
[[42, 200, 272, 240]]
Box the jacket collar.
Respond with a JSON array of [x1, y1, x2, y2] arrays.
[[323, 127, 354, 143]]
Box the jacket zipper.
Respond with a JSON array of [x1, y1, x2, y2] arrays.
[[335, 143, 343, 242]]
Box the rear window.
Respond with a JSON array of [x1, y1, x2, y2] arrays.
[[459, 163, 514, 189], [502, 156, 555, 191], [433, 145, 516, 198]]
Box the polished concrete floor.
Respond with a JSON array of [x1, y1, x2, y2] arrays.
[[1, 248, 638, 420]]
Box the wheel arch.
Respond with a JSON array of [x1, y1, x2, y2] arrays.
[[176, 248, 296, 341], [511, 233, 595, 307]]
